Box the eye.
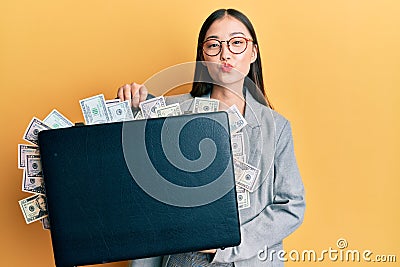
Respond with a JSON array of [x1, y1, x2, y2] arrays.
[[230, 38, 245, 46], [205, 40, 220, 49]]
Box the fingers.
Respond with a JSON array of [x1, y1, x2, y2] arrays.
[[117, 84, 134, 103], [117, 82, 148, 108], [117, 86, 124, 102], [131, 84, 140, 108], [131, 83, 148, 108], [139, 85, 148, 103], [125, 84, 135, 102]]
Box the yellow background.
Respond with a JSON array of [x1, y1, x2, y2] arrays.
[[1, 0, 399, 266]]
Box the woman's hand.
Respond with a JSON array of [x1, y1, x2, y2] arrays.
[[199, 249, 217, 254], [117, 82, 148, 108]]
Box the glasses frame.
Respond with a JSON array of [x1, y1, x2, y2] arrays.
[[202, 37, 254, 57]]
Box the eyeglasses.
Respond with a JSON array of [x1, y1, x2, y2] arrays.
[[202, 37, 253, 57]]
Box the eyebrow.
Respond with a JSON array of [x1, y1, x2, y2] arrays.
[[205, 32, 246, 40]]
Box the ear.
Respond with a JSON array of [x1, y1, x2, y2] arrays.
[[250, 44, 258, 64]]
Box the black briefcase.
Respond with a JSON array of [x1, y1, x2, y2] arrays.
[[38, 111, 241, 267]]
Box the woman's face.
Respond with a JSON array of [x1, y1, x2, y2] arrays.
[[202, 15, 257, 88]]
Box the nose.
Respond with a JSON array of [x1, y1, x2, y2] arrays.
[[219, 41, 231, 61]]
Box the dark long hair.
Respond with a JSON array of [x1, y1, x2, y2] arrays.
[[191, 9, 273, 109]]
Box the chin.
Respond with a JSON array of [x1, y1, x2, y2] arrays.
[[214, 74, 243, 87]]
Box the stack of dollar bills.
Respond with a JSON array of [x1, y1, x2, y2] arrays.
[[18, 109, 74, 228], [18, 93, 260, 227]]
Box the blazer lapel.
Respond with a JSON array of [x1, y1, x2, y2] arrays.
[[243, 88, 275, 192]]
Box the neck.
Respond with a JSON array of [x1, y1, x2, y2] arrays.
[[210, 83, 246, 114]]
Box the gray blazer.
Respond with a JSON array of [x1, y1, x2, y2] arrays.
[[129, 88, 305, 267]]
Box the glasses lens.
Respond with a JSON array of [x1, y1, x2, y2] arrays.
[[228, 37, 248, 54], [203, 39, 221, 56]]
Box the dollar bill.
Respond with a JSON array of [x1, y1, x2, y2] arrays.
[[41, 216, 51, 230], [43, 109, 73, 129], [107, 100, 134, 122], [134, 110, 144, 120], [155, 103, 182, 118], [105, 99, 121, 106], [43, 109, 71, 128], [233, 158, 244, 181], [23, 117, 51, 145], [234, 154, 246, 163], [193, 97, 219, 113], [237, 187, 250, 210], [139, 96, 166, 118], [231, 132, 245, 157], [79, 94, 110, 125], [26, 154, 43, 178], [234, 158, 260, 192], [18, 194, 48, 224], [22, 171, 45, 195], [18, 144, 39, 169], [226, 104, 247, 133]]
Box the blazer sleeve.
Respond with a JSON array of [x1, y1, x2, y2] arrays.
[[212, 120, 306, 263]]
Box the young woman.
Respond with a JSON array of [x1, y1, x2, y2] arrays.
[[118, 8, 305, 267]]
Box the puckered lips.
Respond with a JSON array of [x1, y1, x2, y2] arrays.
[[220, 62, 234, 73]]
